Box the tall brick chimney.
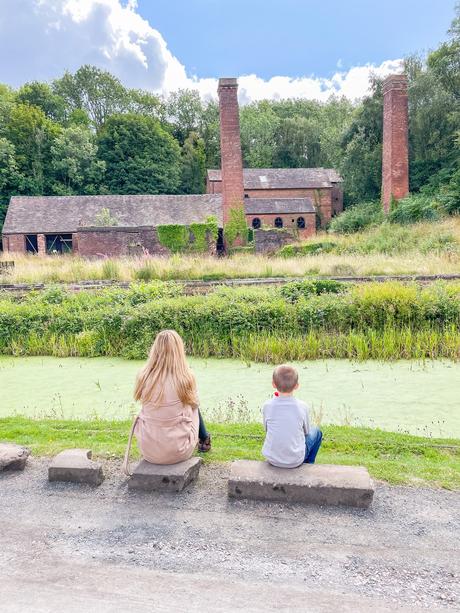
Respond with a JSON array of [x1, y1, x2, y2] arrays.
[[381, 74, 409, 213], [218, 78, 244, 225]]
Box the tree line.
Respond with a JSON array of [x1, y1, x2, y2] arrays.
[[0, 6, 458, 231]]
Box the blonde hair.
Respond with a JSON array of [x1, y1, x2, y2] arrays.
[[134, 330, 198, 409], [273, 364, 299, 393]]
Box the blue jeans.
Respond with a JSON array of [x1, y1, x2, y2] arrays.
[[304, 427, 322, 464]]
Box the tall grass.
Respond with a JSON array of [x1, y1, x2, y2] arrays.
[[1, 218, 459, 284], [0, 281, 458, 362]]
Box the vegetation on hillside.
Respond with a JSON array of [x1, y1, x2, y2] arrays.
[[0, 6, 459, 232]]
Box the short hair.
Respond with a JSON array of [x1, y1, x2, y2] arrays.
[[272, 364, 299, 393]]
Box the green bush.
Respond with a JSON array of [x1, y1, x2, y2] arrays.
[[0, 282, 458, 361], [277, 241, 337, 258], [279, 279, 345, 302], [330, 201, 384, 234], [388, 193, 443, 224], [157, 224, 189, 253]]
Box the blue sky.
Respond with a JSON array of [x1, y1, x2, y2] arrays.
[[0, 0, 456, 102], [137, 0, 456, 79]]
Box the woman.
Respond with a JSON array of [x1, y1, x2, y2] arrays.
[[123, 330, 211, 475]]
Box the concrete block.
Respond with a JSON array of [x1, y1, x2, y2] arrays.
[[0, 443, 30, 471], [48, 449, 104, 486], [228, 461, 374, 508], [128, 457, 202, 492]]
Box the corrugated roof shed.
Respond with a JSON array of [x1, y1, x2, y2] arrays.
[[2, 194, 223, 234]]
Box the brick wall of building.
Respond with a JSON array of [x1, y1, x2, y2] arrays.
[[218, 79, 245, 224], [3, 234, 25, 253], [75, 227, 170, 257], [246, 212, 316, 240], [254, 228, 297, 254], [382, 74, 409, 213], [246, 188, 332, 226]]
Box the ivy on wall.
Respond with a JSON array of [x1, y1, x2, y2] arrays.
[[157, 216, 219, 254], [223, 206, 248, 247]]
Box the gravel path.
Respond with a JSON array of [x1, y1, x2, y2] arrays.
[[1, 458, 459, 612]]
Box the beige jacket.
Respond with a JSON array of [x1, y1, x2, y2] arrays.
[[124, 378, 199, 471]]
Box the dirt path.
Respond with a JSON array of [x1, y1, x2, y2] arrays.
[[1, 459, 459, 612]]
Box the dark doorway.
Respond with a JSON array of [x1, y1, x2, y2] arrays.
[[25, 235, 38, 254], [46, 234, 73, 254], [216, 228, 225, 255]]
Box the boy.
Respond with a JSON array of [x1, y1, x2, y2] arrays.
[[262, 364, 322, 468]]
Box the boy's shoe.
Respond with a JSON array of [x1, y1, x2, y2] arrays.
[[198, 435, 212, 453]]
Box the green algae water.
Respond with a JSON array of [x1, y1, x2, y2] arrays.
[[0, 356, 459, 437]]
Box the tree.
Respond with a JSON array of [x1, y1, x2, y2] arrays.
[[0, 138, 23, 229], [240, 102, 279, 168], [180, 132, 206, 193], [427, 4, 460, 101], [165, 89, 204, 144], [17, 82, 67, 122], [273, 116, 322, 168], [7, 103, 60, 194], [200, 100, 220, 169], [53, 65, 128, 129], [51, 125, 105, 195], [97, 114, 181, 194]]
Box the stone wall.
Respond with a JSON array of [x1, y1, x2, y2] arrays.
[[254, 228, 297, 254], [382, 74, 409, 212]]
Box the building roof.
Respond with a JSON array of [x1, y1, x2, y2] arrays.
[[2, 194, 223, 235], [207, 167, 342, 189], [244, 198, 315, 215]]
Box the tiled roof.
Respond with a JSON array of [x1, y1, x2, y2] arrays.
[[207, 167, 342, 188], [244, 198, 315, 215], [2, 194, 223, 234]]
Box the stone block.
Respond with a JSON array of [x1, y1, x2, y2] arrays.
[[48, 449, 104, 486], [128, 457, 202, 492], [0, 443, 30, 471], [228, 461, 374, 508]]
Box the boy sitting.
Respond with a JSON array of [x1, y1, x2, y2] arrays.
[[262, 364, 322, 468]]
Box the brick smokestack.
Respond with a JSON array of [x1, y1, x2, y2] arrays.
[[381, 74, 409, 213], [218, 78, 244, 225]]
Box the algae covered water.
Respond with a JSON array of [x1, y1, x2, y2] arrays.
[[0, 356, 459, 437]]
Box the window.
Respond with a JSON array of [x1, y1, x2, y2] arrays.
[[25, 235, 38, 254], [45, 234, 73, 254], [274, 217, 283, 228], [296, 217, 306, 229], [252, 218, 261, 229]]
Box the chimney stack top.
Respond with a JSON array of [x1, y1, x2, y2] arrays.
[[218, 78, 238, 90]]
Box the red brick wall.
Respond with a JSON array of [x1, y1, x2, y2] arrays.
[[246, 188, 332, 227], [75, 227, 170, 257], [3, 234, 25, 253], [218, 79, 245, 224], [331, 184, 344, 215], [246, 212, 316, 239], [382, 74, 409, 213]]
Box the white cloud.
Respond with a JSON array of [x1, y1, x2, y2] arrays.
[[0, 0, 403, 102]]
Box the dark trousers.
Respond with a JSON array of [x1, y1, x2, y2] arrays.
[[198, 410, 209, 441], [304, 427, 323, 464]]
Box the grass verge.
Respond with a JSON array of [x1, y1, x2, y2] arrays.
[[1, 417, 458, 490]]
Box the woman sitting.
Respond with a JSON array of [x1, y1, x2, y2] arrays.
[[123, 329, 211, 474]]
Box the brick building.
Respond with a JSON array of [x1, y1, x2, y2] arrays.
[[2, 76, 345, 256]]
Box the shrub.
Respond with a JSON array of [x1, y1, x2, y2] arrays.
[[277, 241, 337, 258], [388, 193, 442, 225], [224, 206, 248, 247], [279, 279, 345, 302], [329, 201, 384, 234], [157, 224, 189, 253]]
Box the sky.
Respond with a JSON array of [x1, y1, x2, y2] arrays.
[[0, 0, 456, 103]]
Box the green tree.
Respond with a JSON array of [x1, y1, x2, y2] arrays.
[[240, 102, 279, 167], [273, 116, 322, 168], [17, 82, 67, 122], [7, 103, 60, 194], [165, 89, 204, 145], [51, 125, 105, 195], [180, 132, 206, 194], [0, 138, 23, 229], [200, 100, 220, 169], [53, 65, 128, 129], [97, 114, 181, 194]]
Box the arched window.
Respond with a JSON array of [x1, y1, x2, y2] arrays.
[[274, 217, 283, 228], [252, 217, 261, 229], [296, 217, 306, 229]]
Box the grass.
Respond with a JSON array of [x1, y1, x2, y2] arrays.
[[1, 219, 459, 284], [1, 417, 458, 489]]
